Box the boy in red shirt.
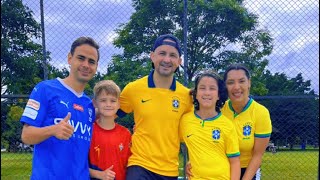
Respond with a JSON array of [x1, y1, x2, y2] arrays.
[[89, 80, 132, 180]]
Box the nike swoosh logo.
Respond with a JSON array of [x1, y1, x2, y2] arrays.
[[187, 134, 193, 138], [141, 99, 152, 103]]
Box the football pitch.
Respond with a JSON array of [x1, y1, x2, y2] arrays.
[[1, 151, 319, 179], [178, 151, 319, 179], [1, 152, 32, 180], [260, 151, 319, 179]]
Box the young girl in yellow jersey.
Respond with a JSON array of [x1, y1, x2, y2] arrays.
[[180, 70, 240, 180]]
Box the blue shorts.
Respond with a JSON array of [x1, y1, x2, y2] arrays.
[[126, 165, 178, 180]]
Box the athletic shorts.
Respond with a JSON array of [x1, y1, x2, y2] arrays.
[[126, 165, 178, 180]]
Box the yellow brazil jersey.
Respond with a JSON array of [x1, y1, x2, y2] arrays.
[[179, 111, 240, 180], [118, 70, 193, 176], [221, 98, 272, 168]]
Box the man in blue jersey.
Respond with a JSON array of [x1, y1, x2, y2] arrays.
[[20, 36, 100, 179]]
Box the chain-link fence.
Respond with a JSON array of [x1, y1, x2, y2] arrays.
[[1, 0, 319, 179]]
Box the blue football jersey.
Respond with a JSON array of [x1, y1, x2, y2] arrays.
[[20, 78, 95, 180]]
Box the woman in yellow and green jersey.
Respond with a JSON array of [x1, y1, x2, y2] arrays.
[[221, 64, 272, 180]]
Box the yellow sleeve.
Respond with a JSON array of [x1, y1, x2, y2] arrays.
[[119, 82, 134, 114], [254, 105, 272, 138], [186, 92, 194, 113], [226, 120, 240, 158]]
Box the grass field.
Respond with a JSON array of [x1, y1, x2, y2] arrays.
[[261, 151, 319, 180], [178, 150, 319, 179], [1, 151, 318, 180], [1, 152, 32, 180]]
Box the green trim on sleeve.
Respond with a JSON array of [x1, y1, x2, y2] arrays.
[[254, 133, 271, 138], [227, 152, 240, 158]]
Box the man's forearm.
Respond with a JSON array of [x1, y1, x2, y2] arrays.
[[21, 124, 56, 145]]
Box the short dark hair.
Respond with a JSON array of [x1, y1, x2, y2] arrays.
[[70, 36, 100, 61], [223, 63, 251, 81], [193, 70, 228, 112]]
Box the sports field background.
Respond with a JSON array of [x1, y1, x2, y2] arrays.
[[1, 150, 319, 180], [1, 0, 319, 179]]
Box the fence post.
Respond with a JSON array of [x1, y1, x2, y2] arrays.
[[183, 0, 188, 87], [40, 0, 48, 80]]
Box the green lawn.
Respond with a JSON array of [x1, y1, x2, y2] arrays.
[[179, 150, 319, 179], [261, 151, 319, 180], [1, 151, 318, 179], [1, 152, 32, 180]]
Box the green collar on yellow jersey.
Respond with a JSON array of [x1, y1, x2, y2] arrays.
[[228, 97, 253, 118], [195, 111, 222, 127]]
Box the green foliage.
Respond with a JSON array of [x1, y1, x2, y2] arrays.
[[113, 0, 273, 88], [1, 0, 41, 152], [116, 114, 135, 133], [1, 102, 10, 149], [1, 0, 52, 153], [2, 105, 24, 152], [1, 0, 44, 95], [105, 55, 151, 90], [1, 0, 69, 153], [1, 0, 65, 95], [264, 71, 315, 95], [110, 1, 318, 139], [8, 106, 24, 121], [48, 66, 69, 80]]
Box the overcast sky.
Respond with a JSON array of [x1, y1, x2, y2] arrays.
[[22, 0, 319, 93]]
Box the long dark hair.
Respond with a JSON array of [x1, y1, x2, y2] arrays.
[[193, 70, 228, 112]]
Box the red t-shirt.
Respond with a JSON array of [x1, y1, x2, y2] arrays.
[[89, 122, 132, 180]]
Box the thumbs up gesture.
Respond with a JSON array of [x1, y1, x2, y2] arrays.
[[54, 112, 74, 140], [101, 165, 116, 180]]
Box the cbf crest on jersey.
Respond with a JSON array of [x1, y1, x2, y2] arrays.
[[171, 96, 180, 112], [243, 122, 253, 137], [212, 127, 221, 142]]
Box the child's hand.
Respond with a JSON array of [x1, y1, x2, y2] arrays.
[[185, 161, 193, 179], [101, 165, 116, 180]]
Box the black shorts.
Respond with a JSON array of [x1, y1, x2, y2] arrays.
[[241, 168, 261, 180], [126, 165, 178, 180]]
